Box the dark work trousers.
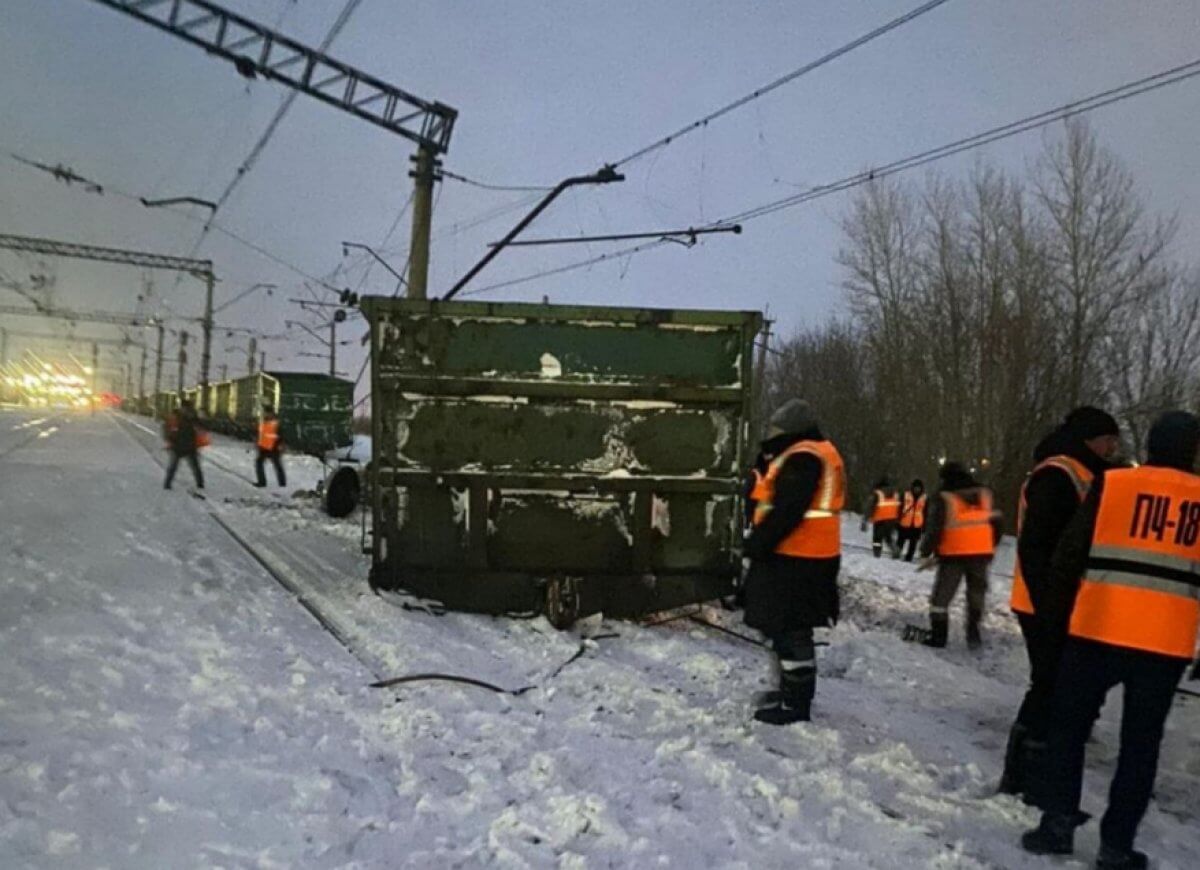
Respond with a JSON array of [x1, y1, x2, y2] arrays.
[[929, 558, 989, 645], [896, 526, 922, 562], [1041, 639, 1186, 851], [872, 521, 899, 557], [770, 626, 817, 708], [164, 451, 204, 489], [1015, 614, 1067, 741], [255, 448, 286, 487]]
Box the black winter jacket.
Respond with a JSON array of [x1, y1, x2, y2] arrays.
[[1016, 427, 1113, 616], [742, 427, 840, 635]]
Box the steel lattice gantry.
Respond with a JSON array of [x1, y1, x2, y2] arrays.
[[87, 0, 458, 298]]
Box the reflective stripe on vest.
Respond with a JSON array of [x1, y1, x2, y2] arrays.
[[937, 489, 996, 557], [752, 439, 845, 559], [1068, 466, 1200, 659], [258, 419, 280, 451], [871, 489, 901, 523], [899, 492, 926, 529], [1011, 455, 1095, 615]]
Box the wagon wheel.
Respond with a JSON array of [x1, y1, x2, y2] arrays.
[[543, 576, 580, 630]]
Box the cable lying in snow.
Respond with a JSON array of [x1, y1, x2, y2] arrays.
[[371, 635, 621, 696]]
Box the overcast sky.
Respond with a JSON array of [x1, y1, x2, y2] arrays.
[[2, 0, 1198, 394]]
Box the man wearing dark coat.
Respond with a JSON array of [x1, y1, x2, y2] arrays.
[[743, 399, 843, 725]]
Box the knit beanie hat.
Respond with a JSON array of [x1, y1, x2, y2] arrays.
[[1147, 411, 1200, 471], [1064, 406, 1120, 440], [768, 399, 818, 435]]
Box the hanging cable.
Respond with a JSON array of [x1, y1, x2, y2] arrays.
[[611, 0, 955, 168], [460, 56, 1200, 299]]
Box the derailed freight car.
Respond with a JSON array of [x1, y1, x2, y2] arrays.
[[360, 297, 762, 626]]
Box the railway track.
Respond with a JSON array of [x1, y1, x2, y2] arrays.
[[109, 411, 385, 682], [0, 415, 63, 461]]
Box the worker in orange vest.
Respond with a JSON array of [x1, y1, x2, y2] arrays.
[[861, 476, 901, 558], [1000, 406, 1119, 803], [896, 478, 927, 562], [162, 398, 206, 490], [1022, 411, 1200, 870], [254, 404, 287, 488], [744, 399, 845, 725], [918, 461, 1001, 648]]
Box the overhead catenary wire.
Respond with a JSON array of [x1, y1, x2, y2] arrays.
[[441, 169, 554, 193], [611, 0, 956, 169], [459, 56, 1200, 299]]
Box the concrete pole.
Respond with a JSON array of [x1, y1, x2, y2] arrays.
[[248, 336, 257, 375], [91, 343, 98, 415], [329, 320, 336, 377], [138, 345, 147, 404], [153, 323, 164, 417], [177, 330, 188, 394], [260, 350, 266, 373], [200, 271, 214, 412], [406, 146, 436, 300]]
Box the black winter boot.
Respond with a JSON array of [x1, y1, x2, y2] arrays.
[[1021, 811, 1089, 856], [754, 667, 813, 725], [966, 610, 983, 650], [1095, 843, 1148, 870], [997, 723, 1028, 796], [923, 613, 949, 648]]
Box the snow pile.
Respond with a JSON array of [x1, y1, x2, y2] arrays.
[[1, 408, 1197, 868]]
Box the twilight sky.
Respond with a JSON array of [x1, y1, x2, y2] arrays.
[[1, 0, 1198, 393]]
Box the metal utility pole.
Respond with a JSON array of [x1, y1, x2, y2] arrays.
[[248, 336, 257, 375], [89, 0, 456, 301], [177, 331, 188, 393], [260, 351, 266, 373], [153, 323, 164, 414], [123, 361, 132, 398]]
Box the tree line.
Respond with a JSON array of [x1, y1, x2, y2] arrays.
[[763, 119, 1200, 526]]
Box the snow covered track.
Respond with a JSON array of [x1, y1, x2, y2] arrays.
[[2, 408, 1198, 868]]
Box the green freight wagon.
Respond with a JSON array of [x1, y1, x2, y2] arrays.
[[360, 297, 763, 625], [265, 371, 354, 455]]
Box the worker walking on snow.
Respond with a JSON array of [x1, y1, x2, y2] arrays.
[[1000, 406, 1119, 804], [254, 404, 286, 488], [1021, 411, 1200, 870], [918, 461, 1001, 649], [743, 399, 845, 725], [862, 476, 901, 558], [163, 398, 205, 490], [896, 478, 927, 562]]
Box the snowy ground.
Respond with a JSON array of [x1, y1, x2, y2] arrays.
[[2, 407, 1197, 869]]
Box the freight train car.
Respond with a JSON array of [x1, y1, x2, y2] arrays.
[[360, 296, 762, 626]]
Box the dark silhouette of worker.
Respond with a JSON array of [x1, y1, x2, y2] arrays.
[[163, 399, 205, 490]]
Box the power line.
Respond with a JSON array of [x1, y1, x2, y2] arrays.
[[460, 57, 1200, 299], [441, 169, 553, 192], [612, 0, 955, 168]]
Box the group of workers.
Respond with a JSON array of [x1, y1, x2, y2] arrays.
[[742, 399, 1198, 870], [161, 398, 287, 490]]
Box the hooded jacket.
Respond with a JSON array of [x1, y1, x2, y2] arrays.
[[1016, 425, 1114, 615]]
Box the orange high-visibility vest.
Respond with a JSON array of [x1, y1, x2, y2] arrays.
[[899, 492, 927, 529], [872, 490, 901, 523], [752, 440, 845, 559], [937, 489, 997, 557], [1011, 455, 1094, 615], [1068, 466, 1200, 660], [258, 418, 280, 451]]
